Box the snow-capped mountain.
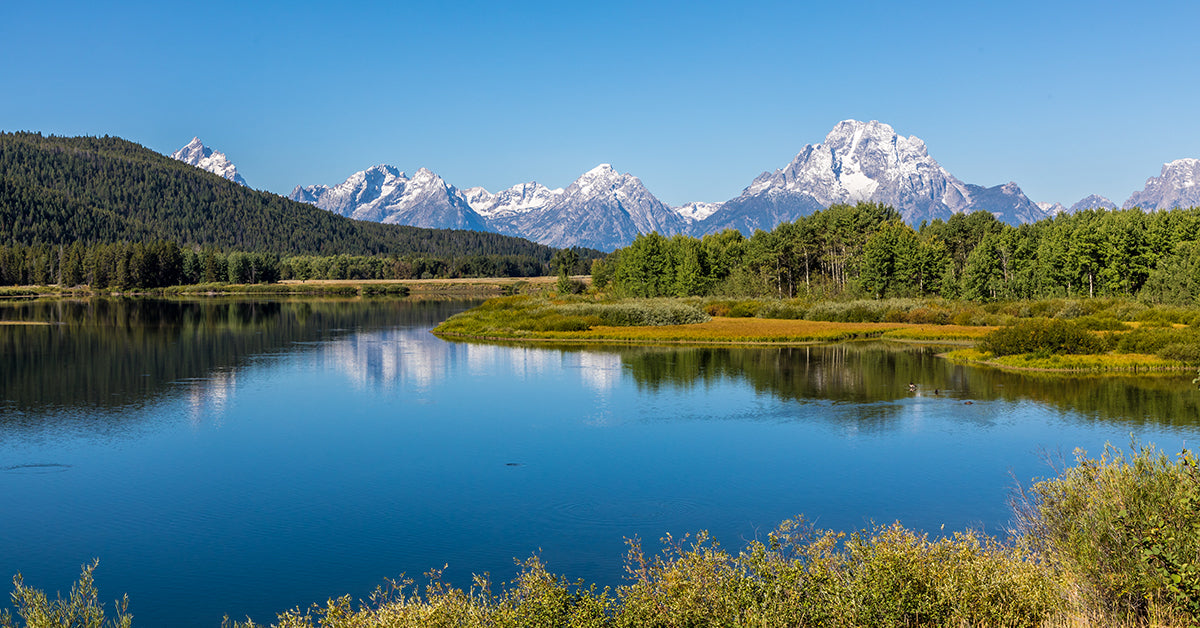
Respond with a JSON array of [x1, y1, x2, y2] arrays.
[[171, 137, 247, 186], [1037, 194, 1118, 217], [492, 164, 688, 251], [462, 182, 563, 219], [673, 201, 722, 222], [1123, 159, 1200, 210], [289, 165, 491, 232], [695, 120, 1046, 235], [1037, 202, 1068, 216], [283, 120, 1200, 250], [1069, 194, 1117, 213]]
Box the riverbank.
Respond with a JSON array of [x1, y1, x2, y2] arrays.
[[433, 295, 1200, 373]]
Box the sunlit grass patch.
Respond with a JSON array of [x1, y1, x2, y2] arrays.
[[945, 348, 1188, 373], [577, 317, 907, 343], [880, 324, 995, 342], [435, 300, 922, 344]]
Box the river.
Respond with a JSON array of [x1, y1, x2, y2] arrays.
[[1, 297, 1197, 626]]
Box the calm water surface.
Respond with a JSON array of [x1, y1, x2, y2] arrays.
[[1, 297, 1198, 626]]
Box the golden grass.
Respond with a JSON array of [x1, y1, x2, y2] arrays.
[[945, 348, 1190, 373], [441, 316, 994, 345], [880, 324, 995, 341]]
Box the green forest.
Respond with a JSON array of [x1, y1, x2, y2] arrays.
[[0, 241, 567, 289], [0, 132, 601, 285], [592, 202, 1200, 305]]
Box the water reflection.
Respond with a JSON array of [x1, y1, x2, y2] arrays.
[[611, 343, 1199, 430], [0, 297, 474, 434], [3, 297, 1197, 438]]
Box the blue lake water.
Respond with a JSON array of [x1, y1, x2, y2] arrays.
[[1, 297, 1198, 626]]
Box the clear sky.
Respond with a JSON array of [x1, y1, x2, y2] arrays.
[[3, 0, 1198, 207]]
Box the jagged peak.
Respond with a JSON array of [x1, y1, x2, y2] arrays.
[[582, 163, 617, 178], [171, 136, 246, 186], [361, 163, 403, 177], [827, 119, 895, 137], [1069, 194, 1116, 212]]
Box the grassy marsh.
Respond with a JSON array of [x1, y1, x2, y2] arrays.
[[434, 295, 1200, 372]]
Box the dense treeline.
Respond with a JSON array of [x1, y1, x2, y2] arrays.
[[280, 253, 549, 281], [0, 241, 278, 288], [0, 241, 572, 288], [0, 131, 592, 262], [594, 202, 1200, 304]]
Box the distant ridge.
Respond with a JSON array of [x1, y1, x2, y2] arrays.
[[0, 132, 566, 262], [192, 122, 1200, 251], [288, 120, 1093, 250]]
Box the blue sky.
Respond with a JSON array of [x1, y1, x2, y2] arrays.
[[3, 0, 1198, 207]]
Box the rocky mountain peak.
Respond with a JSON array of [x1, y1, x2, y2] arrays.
[[1123, 158, 1200, 210], [726, 119, 970, 226], [171, 137, 247, 186], [1069, 194, 1116, 213]]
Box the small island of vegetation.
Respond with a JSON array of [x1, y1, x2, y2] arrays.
[[436, 202, 1200, 374]]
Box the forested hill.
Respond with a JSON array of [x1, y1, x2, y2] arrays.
[[0, 132, 574, 260]]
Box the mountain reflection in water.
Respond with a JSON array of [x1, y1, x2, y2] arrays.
[[2, 298, 1197, 436]]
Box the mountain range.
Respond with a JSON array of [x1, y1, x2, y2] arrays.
[[174, 122, 1200, 251]]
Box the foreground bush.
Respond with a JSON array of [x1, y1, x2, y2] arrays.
[[1016, 444, 1200, 624], [1, 560, 130, 628]]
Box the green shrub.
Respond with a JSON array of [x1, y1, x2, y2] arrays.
[[1158, 342, 1200, 365], [1137, 306, 1197, 326], [727, 300, 760, 318], [555, 301, 710, 327], [1016, 445, 1200, 624], [616, 519, 1058, 628], [1055, 300, 1088, 320], [703, 299, 762, 318], [592, 302, 708, 327], [1117, 326, 1200, 355], [903, 306, 951, 325], [1073, 315, 1130, 331], [1, 560, 131, 628], [979, 319, 1106, 356], [755, 301, 806, 320]]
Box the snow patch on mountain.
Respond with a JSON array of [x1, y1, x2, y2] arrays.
[[171, 137, 247, 186], [490, 164, 687, 250], [1123, 159, 1200, 210], [1037, 202, 1068, 216], [674, 201, 722, 222], [289, 165, 491, 231], [463, 182, 563, 219], [715, 120, 973, 228], [697, 120, 1051, 234], [1068, 194, 1117, 213]]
